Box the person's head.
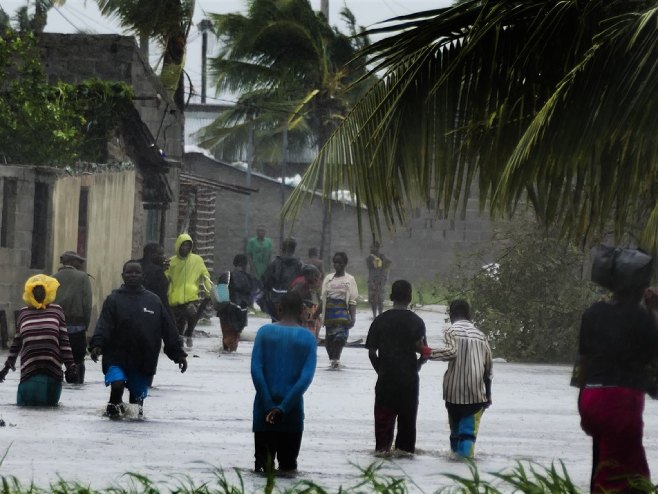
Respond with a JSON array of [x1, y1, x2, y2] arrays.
[[308, 247, 318, 258], [121, 260, 144, 288], [370, 241, 381, 254], [60, 251, 86, 270], [278, 291, 304, 321], [448, 299, 471, 323], [233, 254, 248, 269], [302, 264, 321, 288], [175, 233, 194, 258], [143, 242, 165, 266], [22, 274, 59, 309], [282, 237, 297, 256], [256, 228, 266, 240], [332, 252, 348, 275], [390, 280, 412, 306]]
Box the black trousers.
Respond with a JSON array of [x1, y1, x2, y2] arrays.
[[254, 431, 303, 472], [374, 401, 418, 453]]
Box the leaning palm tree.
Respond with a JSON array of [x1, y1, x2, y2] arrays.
[[285, 0, 658, 251], [96, 0, 195, 110]]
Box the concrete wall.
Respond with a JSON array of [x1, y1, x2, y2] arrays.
[[183, 153, 498, 285]]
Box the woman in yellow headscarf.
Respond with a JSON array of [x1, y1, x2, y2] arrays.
[[0, 275, 77, 406]]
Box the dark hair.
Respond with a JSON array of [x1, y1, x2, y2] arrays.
[[302, 264, 320, 277], [122, 259, 142, 272], [308, 247, 318, 257], [282, 237, 297, 254], [279, 291, 304, 318], [391, 280, 412, 303], [233, 254, 248, 268], [143, 242, 161, 258], [449, 299, 470, 320], [333, 251, 348, 264]]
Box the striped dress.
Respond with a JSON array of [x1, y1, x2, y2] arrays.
[[431, 319, 493, 404], [6, 305, 74, 383]]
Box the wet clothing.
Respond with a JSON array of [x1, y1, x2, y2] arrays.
[[17, 374, 63, 406], [139, 258, 170, 311], [573, 300, 658, 492], [251, 323, 317, 433], [431, 320, 493, 404], [246, 236, 273, 280], [261, 255, 303, 320], [366, 252, 391, 311], [321, 272, 358, 362], [430, 318, 492, 458], [217, 269, 254, 351], [52, 266, 92, 326], [366, 308, 426, 452], [89, 285, 186, 376], [105, 365, 150, 401], [6, 304, 75, 384], [166, 233, 211, 307], [254, 431, 303, 472]]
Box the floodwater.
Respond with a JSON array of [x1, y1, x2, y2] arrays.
[[1, 306, 658, 492]]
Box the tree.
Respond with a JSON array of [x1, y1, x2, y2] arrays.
[[284, 0, 658, 252], [94, 0, 195, 111], [196, 0, 372, 254]]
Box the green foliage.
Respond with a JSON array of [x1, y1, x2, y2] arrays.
[[446, 220, 597, 363], [0, 31, 133, 166]]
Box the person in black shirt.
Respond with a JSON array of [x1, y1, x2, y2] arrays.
[[365, 280, 429, 455]]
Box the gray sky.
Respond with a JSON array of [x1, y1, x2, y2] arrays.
[[2, 0, 454, 104]]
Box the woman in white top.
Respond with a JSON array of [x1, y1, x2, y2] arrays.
[[320, 252, 359, 369]]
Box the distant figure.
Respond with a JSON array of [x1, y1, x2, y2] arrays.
[[320, 252, 358, 369], [365, 280, 429, 455], [429, 299, 492, 458], [251, 291, 317, 475], [572, 276, 658, 493], [0, 275, 77, 406], [139, 242, 170, 311], [261, 237, 303, 321], [366, 241, 392, 318], [165, 233, 211, 348], [89, 260, 188, 419], [304, 247, 324, 278], [52, 251, 92, 384], [246, 228, 273, 281], [216, 254, 256, 352], [290, 264, 322, 339]]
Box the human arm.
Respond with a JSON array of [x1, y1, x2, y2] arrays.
[[161, 301, 188, 371], [87, 296, 115, 361], [346, 274, 358, 329], [429, 326, 457, 361], [276, 335, 317, 414], [368, 348, 380, 373], [483, 344, 493, 408], [57, 308, 75, 369], [250, 328, 276, 411], [82, 276, 93, 328]]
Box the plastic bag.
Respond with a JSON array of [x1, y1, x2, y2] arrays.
[[591, 245, 653, 291]]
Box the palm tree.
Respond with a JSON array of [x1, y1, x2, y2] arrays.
[[196, 0, 372, 254], [95, 0, 195, 110], [285, 0, 658, 251]]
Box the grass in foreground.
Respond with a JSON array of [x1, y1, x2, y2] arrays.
[[1, 460, 657, 493]]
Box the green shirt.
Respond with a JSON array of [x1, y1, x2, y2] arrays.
[[246, 237, 273, 279]]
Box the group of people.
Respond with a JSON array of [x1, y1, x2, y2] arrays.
[[2, 232, 658, 493]]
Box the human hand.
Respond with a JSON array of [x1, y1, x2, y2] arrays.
[[0, 365, 10, 383], [64, 364, 78, 383], [177, 357, 188, 373], [89, 347, 102, 362], [266, 408, 282, 425], [484, 397, 492, 409], [421, 346, 432, 359]]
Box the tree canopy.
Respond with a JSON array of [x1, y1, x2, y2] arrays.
[[284, 0, 658, 251]]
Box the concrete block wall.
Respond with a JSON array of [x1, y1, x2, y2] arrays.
[[183, 153, 500, 286]]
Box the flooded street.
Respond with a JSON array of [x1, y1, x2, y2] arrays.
[[2, 307, 658, 492]]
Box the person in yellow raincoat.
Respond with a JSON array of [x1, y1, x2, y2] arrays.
[[0, 275, 77, 406]]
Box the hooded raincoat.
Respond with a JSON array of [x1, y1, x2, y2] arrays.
[[165, 233, 211, 307]]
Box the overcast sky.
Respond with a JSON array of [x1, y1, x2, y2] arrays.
[[3, 0, 454, 104]]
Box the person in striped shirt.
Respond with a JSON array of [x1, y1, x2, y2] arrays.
[[0, 274, 77, 406], [429, 299, 492, 458]]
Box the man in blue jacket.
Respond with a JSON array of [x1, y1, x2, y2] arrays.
[[251, 291, 317, 475], [89, 260, 188, 418]]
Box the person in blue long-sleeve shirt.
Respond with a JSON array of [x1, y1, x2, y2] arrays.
[[251, 291, 317, 475]]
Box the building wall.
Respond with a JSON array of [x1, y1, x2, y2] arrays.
[[183, 153, 498, 285], [38, 33, 182, 251]]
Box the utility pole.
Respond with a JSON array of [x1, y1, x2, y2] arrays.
[[198, 19, 213, 104], [279, 128, 289, 247], [320, 0, 329, 22]]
